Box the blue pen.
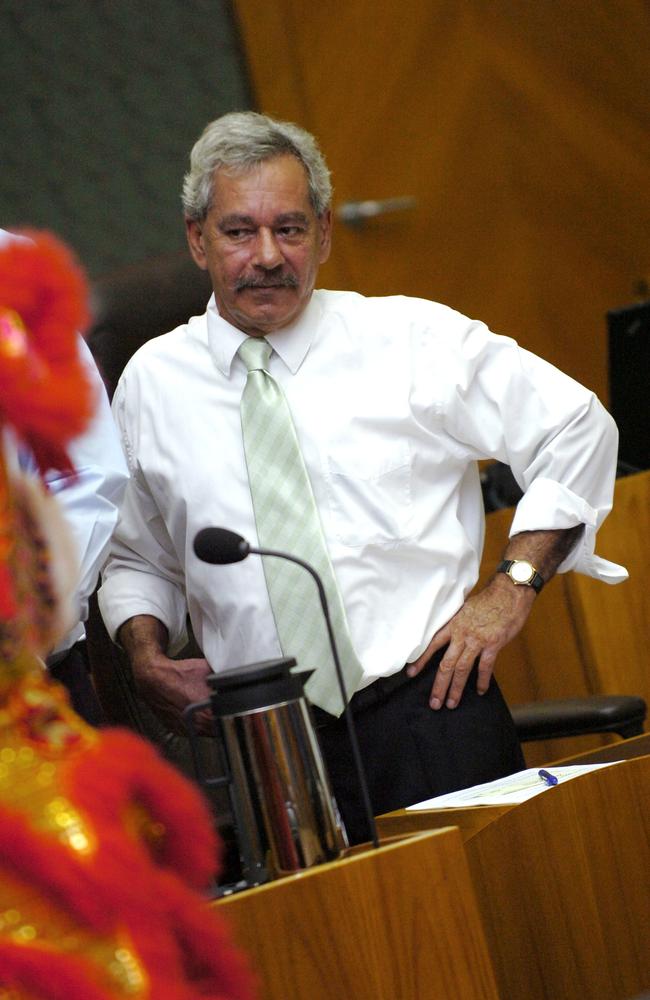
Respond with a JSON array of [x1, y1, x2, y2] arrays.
[[538, 768, 559, 786]]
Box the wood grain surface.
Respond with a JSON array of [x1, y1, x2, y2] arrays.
[[235, 0, 650, 402], [215, 829, 500, 999], [378, 753, 650, 1000]]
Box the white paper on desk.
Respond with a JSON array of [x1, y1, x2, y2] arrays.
[[406, 762, 623, 809]]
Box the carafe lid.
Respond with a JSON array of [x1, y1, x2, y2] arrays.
[[208, 657, 313, 716]]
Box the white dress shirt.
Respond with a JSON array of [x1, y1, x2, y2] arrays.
[[99, 290, 626, 688], [45, 337, 129, 658]]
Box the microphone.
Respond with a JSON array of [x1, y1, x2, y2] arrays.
[[194, 526, 250, 564], [193, 525, 379, 849]]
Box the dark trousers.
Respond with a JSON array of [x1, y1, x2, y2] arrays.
[[47, 640, 105, 726], [312, 649, 525, 844]]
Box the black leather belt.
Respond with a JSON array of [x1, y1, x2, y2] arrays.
[[312, 648, 444, 724], [349, 662, 416, 712]]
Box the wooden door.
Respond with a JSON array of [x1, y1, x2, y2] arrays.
[[235, 0, 650, 401]]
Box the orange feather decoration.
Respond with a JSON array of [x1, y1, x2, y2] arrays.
[[0, 231, 256, 999]]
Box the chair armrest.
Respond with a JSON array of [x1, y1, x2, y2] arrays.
[[511, 695, 647, 742]]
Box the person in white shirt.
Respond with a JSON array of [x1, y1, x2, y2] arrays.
[[0, 228, 129, 723], [43, 337, 129, 722], [98, 113, 626, 841]]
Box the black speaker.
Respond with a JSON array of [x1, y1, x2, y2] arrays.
[[607, 299, 649, 473]]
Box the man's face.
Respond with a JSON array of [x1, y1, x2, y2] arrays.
[[186, 154, 331, 337]]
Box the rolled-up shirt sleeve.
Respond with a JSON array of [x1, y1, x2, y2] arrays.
[[428, 316, 628, 584], [505, 355, 627, 583], [98, 378, 189, 652], [510, 476, 627, 582]]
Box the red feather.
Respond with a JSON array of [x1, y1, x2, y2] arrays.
[[0, 230, 94, 474]]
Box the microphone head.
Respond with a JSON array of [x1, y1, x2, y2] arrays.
[[193, 527, 250, 565]]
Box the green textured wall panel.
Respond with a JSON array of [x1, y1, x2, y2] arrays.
[[0, 0, 253, 276]]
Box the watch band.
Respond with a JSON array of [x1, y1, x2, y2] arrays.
[[496, 559, 545, 593]]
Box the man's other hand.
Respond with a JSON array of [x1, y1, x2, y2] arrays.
[[131, 653, 214, 734]]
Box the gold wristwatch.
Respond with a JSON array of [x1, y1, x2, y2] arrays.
[[496, 559, 545, 593]]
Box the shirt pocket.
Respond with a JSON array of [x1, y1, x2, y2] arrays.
[[323, 440, 414, 548]]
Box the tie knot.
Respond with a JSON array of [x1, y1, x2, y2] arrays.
[[238, 337, 272, 373]]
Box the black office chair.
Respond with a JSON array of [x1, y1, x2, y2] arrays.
[[511, 694, 646, 742], [87, 250, 211, 400]]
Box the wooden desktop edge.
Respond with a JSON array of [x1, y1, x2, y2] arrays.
[[550, 729, 650, 766], [212, 827, 461, 904]]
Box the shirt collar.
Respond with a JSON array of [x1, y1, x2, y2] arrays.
[[206, 291, 323, 377]]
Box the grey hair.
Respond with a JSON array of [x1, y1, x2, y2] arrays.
[[181, 111, 332, 223]]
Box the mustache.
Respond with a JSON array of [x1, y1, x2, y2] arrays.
[[235, 272, 299, 291]]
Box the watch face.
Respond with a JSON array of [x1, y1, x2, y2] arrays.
[[511, 560, 534, 584]]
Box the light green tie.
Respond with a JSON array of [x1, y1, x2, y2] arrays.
[[238, 336, 363, 716]]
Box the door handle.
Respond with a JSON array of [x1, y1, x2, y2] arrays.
[[336, 196, 417, 226]]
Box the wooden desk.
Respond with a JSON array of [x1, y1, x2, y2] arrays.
[[377, 755, 650, 1000], [215, 829, 500, 1000]]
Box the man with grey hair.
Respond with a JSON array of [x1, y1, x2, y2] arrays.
[[99, 111, 625, 843], [182, 112, 332, 220]]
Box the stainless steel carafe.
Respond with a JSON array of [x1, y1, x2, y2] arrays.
[[185, 657, 347, 888]]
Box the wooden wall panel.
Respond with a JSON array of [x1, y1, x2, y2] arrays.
[[565, 470, 649, 706], [235, 0, 650, 401], [480, 473, 649, 764]]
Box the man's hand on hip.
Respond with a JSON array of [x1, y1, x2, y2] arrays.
[[407, 526, 584, 710], [407, 575, 536, 710]]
